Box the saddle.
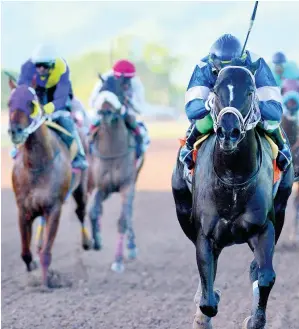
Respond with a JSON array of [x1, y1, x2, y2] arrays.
[[45, 121, 78, 162]]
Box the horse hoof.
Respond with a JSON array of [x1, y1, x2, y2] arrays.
[[193, 307, 212, 329], [93, 242, 102, 250], [111, 261, 125, 273], [29, 260, 39, 271], [83, 239, 93, 251], [242, 316, 251, 329], [127, 248, 138, 260], [199, 305, 218, 318]]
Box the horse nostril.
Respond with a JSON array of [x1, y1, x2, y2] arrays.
[[216, 127, 225, 139], [230, 128, 241, 141]]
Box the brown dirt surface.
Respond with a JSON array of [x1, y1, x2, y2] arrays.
[[1, 139, 299, 329]]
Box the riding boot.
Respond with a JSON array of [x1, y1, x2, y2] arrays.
[[179, 124, 202, 170], [55, 115, 89, 171], [267, 126, 292, 171], [123, 112, 144, 159], [72, 127, 89, 170]]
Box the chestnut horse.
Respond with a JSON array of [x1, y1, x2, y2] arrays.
[[7, 83, 92, 288]]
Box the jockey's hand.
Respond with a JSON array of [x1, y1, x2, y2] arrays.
[[205, 93, 215, 112], [43, 102, 55, 114]]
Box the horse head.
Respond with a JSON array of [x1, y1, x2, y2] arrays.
[[8, 84, 43, 145], [211, 66, 259, 153], [94, 90, 123, 126]]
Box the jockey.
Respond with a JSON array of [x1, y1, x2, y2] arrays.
[[270, 51, 299, 88], [89, 59, 149, 159], [16, 44, 88, 170], [282, 79, 299, 121], [180, 34, 292, 173]]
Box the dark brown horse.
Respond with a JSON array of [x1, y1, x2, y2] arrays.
[[7, 83, 92, 288], [281, 80, 299, 241]]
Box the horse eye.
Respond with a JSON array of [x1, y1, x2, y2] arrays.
[[248, 92, 253, 97]]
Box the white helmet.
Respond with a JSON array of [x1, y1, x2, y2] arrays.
[[31, 44, 57, 64]]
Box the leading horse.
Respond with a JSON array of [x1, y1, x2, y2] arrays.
[[88, 90, 144, 273], [7, 83, 92, 288], [172, 66, 294, 329]]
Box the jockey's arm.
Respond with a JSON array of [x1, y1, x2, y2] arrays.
[[184, 63, 213, 121], [122, 111, 141, 135], [129, 77, 145, 114], [254, 58, 283, 130], [17, 60, 35, 86], [51, 70, 71, 111]]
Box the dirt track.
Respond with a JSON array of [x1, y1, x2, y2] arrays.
[[1, 139, 299, 329]]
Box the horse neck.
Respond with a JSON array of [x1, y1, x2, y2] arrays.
[[23, 124, 56, 169], [95, 119, 130, 155], [214, 130, 258, 184]]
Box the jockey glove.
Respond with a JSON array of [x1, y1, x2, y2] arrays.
[[43, 102, 55, 114]]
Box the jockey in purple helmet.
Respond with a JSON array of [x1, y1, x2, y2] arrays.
[[16, 44, 88, 170], [180, 34, 292, 174]]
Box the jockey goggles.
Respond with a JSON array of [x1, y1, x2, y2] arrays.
[[209, 52, 248, 71]]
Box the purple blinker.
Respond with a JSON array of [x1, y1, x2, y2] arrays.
[[8, 85, 36, 121]]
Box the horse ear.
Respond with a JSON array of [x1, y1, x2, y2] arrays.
[[98, 73, 105, 83], [8, 78, 17, 90]]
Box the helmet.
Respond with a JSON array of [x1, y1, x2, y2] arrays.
[[209, 34, 244, 70], [31, 44, 57, 65], [112, 59, 136, 78], [272, 52, 286, 65]]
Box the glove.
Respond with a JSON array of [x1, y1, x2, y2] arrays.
[[205, 93, 215, 112], [43, 102, 55, 114]]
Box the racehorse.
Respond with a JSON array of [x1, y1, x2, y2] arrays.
[[281, 79, 299, 241], [88, 90, 144, 273], [172, 66, 294, 329], [7, 82, 92, 288]]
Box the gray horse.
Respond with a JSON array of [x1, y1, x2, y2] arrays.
[[88, 90, 144, 272]]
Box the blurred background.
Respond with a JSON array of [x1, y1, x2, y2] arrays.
[[1, 1, 299, 114]]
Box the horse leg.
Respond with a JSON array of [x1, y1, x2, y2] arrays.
[[19, 213, 38, 272], [39, 206, 61, 287], [273, 165, 293, 243], [72, 183, 92, 250], [35, 216, 46, 254], [171, 157, 197, 244], [89, 189, 106, 250], [243, 220, 276, 329], [195, 232, 221, 319], [111, 183, 135, 273], [125, 183, 137, 260]]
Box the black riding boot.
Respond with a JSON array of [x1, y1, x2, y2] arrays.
[[179, 123, 202, 169]]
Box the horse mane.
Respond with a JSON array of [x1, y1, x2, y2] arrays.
[[94, 90, 122, 110]]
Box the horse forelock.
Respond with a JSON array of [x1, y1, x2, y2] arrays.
[[215, 66, 255, 108], [8, 85, 36, 118], [94, 90, 122, 111]]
